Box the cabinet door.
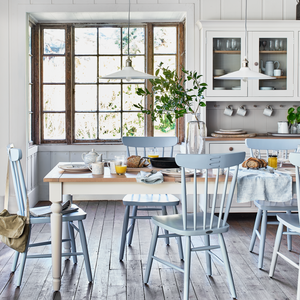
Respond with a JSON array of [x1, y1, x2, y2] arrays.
[[249, 32, 294, 97], [206, 31, 247, 97]]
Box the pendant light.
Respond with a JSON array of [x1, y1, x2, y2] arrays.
[[100, 0, 156, 81], [216, 0, 275, 81]]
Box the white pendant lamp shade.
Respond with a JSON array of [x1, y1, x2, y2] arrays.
[[101, 58, 156, 81], [216, 59, 275, 81]]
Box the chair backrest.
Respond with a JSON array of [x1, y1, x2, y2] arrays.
[[175, 152, 245, 231], [245, 138, 299, 159], [289, 152, 300, 223], [7, 146, 28, 216], [122, 136, 178, 157]]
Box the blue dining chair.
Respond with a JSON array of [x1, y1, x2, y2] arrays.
[[119, 136, 183, 261], [144, 151, 245, 300], [7, 146, 92, 287], [269, 152, 300, 299], [245, 138, 299, 269]]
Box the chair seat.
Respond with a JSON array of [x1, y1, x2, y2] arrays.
[[30, 206, 87, 224], [254, 199, 298, 211], [276, 213, 300, 233], [123, 194, 180, 206], [152, 213, 230, 236]]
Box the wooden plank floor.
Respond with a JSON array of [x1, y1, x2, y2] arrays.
[[0, 200, 299, 300]]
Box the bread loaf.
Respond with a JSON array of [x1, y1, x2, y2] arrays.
[[127, 155, 150, 168], [241, 157, 267, 169]]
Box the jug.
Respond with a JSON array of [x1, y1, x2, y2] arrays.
[[277, 121, 289, 134], [261, 60, 280, 76], [82, 149, 103, 165]]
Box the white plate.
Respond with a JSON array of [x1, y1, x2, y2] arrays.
[[161, 169, 200, 177], [215, 130, 246, 135], [219, 129, 243, 132], [213, 87, 226, 90], [58, 164, 90, 172], [269, 132, 300, 137]]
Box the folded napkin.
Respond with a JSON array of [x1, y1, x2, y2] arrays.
[[136, 171, 164, 184], [237, 168, 292, 203]]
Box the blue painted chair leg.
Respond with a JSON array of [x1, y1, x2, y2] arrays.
[[258, 210, 268, 269], [68, 221, 77, 264], [78, 221, 92, 282], [204, 235, 212, 276], [144, 225, 159, 284], [286, 211, 292, 251], [119, 205, 130, 261], [11, 251, 20, 273], [161, 206, 170, 245], [173, 206, 184, 260], [127, 205, 137, 246], [219, 233, 237, 299], [249, 208, 262, 252], [183, 236, 191, 300]]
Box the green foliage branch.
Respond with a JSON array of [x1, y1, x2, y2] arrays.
[[287, 106, 300, 125]]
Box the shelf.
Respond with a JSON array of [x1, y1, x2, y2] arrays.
[[214, 50, 241, 54], [259, 50, 287, 54]]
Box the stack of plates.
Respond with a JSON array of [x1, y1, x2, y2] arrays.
[[214, 129, 247, 135]]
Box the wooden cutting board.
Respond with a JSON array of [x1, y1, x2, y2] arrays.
[[211, 133, 256, 138]]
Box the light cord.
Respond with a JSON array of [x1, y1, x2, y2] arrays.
[[128, 0, 130, 58], [245, 0, 247, 60]]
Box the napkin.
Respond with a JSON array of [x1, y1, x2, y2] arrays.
[[237, 167, 292, 203], [136, 171, 164, 184]]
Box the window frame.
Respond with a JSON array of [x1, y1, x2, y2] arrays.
[[32, 22, 185, 145]]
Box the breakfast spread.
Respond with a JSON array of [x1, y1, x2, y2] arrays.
[[127, 155, 150, 168]]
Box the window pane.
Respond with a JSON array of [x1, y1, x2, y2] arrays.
[[29, 56, 32, 83], [99, 113, 120, 139], [75, 113, 97, 139], [75, 28, 97, 55], [99, 56, 121, 83], [122, 27, 145, 55], [99, 84, 121, 111], [123, 112, 144, 136], [154, 55, 176, 71], [154, 115, 175, 137], [123, 84, 144, 111], [75, 56, 97, 83], [75, 85, 97, 111], [44, 113, 65, 139], [154, 27, 176, 54], [43, 57, 65, 83], [44, 29, 65, 54], [43, 85, 65, 111], [99, 28, 121, 55], [29, 27, 32, 55], [28, 113, 32, 142], [28, 86, 32, 111]]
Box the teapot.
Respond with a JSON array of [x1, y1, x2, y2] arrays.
[[261, 60, 280, 76], [82, 149, 103, 165]]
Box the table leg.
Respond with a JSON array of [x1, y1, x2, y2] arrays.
[[62, 194, 72, 259], [50, 182, 63, 292]]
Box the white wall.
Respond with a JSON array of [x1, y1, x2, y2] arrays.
[[0, 0, 296, 210]]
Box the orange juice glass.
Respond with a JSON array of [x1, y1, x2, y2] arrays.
[[268, 156, 277, 169], [115, 155, 127, 175], [115, 165, 127, 175]]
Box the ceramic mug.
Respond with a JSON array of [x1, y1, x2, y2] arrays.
[[224, 105, 233, 116], [263, 105, 273, 117], [237, 105, 247, 117], [278, 121, 289, 133], [89, 162, 104, 175], [274, 69, 282, 76]]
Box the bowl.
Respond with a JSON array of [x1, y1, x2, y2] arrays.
[[150, 157, 179, 169], [214, 69, 225, 76], [260, 86, 274, 90]]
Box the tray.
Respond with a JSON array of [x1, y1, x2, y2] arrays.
[[269, 132, 300, 137], [58, 164, 90, 172]]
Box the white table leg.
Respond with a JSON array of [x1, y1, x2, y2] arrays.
[[50, 182, 63, 292], [62, 194, 72, 259]]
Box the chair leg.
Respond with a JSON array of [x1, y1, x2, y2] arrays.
[[219, 233, 237, 299], [11, 251, 20, 273], [78, 221, 92, 283], [161, 206, 170, 245], [286, 211, 292, 251], [183, 236, 191, 300], [144, 225, 159, 284], [68, 221, 77, 264], [119, 205, 130, 261], [127, 205, 137, 246], [258, 210, 268, 269], [173, 206, 184, 260], [269, 222, 284, 278], [297, 256, 300, 300], [204, 235, 212, 276], [249, 208, 262, 252]]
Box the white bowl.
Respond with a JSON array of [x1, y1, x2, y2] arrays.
[[232, 86, 241, 90], [214, 69, 225, 76], [260, 86, 274, 90], [214, 87, 226, 90]]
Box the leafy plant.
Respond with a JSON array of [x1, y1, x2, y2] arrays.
[[287, 106, 300, 125], [134, 62, 207, 124]]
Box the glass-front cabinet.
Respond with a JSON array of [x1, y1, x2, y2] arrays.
[[205, 29, 294, 98]]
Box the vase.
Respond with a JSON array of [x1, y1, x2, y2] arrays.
[[186, 120, 206, 154], [291, 122, 298, 134]]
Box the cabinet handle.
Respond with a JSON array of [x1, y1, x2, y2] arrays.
[[254, 62, 259, 66], [229, 147, 233, 151]]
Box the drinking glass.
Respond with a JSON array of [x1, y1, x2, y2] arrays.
[[277, 150, 284, 169], [275, 39, 279, 51], [148, 148, 159, 158], [216, 39, 222, 50], [279, 39, 284, 50], [269, 40, 274, 51], [115, 155, 127, 175], [262, 41, 267, 50], [226, 39, 231, 50], [231, 39, 237, 50]]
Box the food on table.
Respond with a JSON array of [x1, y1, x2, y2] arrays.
[[242, 157, 267, 169], [127, 155, 150, 168]]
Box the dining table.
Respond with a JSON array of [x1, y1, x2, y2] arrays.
[[43, 162, 297, 291]]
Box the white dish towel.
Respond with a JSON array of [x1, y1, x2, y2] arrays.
[[136, 171, 164, 184]]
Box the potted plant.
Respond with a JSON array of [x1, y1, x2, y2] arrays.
[[287, 106, 300, 133]]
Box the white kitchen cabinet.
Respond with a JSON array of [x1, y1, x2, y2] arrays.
[[198, 21, 298, 102]]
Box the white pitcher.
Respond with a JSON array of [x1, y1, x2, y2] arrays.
[[261, 60, 280, 76]]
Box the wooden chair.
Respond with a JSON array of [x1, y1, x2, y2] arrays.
[[269, 152, 300, 299], [245, 138, 299, 269], [119, 136, 183, 261], [144, 151, 245, 300], [7, 146, 92, 287]]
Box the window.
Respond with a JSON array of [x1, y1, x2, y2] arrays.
[[32, 23, 184, 144], [28, 22, 34, 144]]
